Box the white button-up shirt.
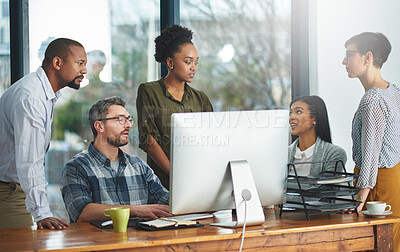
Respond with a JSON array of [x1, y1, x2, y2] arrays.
[[0, 67, 61, 222], [290, 143, 315, 176]]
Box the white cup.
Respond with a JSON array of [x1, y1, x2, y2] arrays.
[[366, 201, 391, 214]]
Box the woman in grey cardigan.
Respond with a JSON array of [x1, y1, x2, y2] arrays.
[[288, 96, 347, 176]]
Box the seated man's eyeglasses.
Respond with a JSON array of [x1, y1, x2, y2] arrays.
[[97, 115, 134, 125]]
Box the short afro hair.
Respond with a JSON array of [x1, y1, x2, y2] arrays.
[[154, 24, 193, 63], [42, 38, 84, 67]]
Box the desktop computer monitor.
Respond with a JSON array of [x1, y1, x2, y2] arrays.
[[169, 110, 289, 226]]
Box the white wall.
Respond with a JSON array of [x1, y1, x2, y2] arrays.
[[309, 0, 400, 171]]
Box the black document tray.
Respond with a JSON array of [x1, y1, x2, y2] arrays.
[[281, 160, 361, 220], [287, 174, 358, 185], [284, 200, 359, 212], [287, 184, 360, 198]]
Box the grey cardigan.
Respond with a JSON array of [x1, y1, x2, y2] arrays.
[[288, 137, 347, 175]]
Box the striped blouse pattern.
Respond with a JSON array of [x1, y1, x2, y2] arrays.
[[352, 83, 400, 188]]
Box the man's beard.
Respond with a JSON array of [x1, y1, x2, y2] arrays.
[[106, 133, 129, 147], [67, 75, 84, 90]]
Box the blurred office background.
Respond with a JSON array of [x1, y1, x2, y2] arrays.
[[1, 0, 399, 221]]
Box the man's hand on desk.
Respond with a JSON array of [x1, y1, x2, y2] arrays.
[[131, 204, 173, 220], [37, 217, 70, 230]]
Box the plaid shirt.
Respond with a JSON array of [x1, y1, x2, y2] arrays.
[[61, 143, 169, 222]]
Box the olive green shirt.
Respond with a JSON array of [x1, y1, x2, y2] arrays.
[[136, 79, 213, 188]]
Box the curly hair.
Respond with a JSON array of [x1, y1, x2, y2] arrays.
[[154, 24, 193, 63]]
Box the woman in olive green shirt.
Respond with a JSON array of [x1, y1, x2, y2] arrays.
[[136, 25, 213, 189]]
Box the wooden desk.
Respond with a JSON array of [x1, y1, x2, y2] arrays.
[[1, 208, 399, 251]]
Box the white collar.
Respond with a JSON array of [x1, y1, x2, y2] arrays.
[[294, 143, 315, 159], [36, 66, 62, 101]]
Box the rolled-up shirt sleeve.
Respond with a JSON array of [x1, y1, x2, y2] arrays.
[[12, 98, 53, 222], [136, 85, 161, 152]]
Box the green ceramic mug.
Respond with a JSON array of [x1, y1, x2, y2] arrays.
[[104, 207, 130, 232]]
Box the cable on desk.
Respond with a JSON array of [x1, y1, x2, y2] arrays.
[[239, 195, 248, 252]]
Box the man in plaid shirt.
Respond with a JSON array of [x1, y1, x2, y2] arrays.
[[61, 96, 172, 223]]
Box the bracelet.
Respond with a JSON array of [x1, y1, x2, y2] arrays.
[[354, 195, 365, 203]]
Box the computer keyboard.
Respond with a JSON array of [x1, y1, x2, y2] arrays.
[[164, 213, 213, 221]]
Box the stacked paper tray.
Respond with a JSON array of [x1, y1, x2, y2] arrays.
[[287, 185, 360, 198], [284, 200, 359, 212], [287, 174, 357, 185]]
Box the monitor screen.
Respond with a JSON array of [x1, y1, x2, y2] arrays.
[[169, 110, 289, 215]]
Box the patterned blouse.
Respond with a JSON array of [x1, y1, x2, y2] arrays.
[[352, 83, 400, 188]]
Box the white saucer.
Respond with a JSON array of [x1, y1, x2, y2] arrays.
[[361, 210, 392, 218]]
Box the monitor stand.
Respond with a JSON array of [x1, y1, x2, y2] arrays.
[[210, 160, 265, 228]]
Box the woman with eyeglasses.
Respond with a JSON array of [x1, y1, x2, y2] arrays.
[[136, 25, 213, 189], [343, 32, 400, 251]]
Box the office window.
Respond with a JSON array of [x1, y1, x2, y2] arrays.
[[1, 1, 8, 18], [181, 0, 291, 111], [26, 0, 291, 222], [29, 0, 160, 220], [0, 0, 9, 95]]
